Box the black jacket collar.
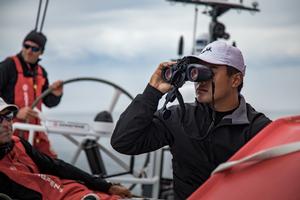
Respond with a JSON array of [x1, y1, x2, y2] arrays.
[[0, 140, 14, 159]]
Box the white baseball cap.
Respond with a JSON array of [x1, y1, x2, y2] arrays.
[[0, 98, 18, 115], [188, 40, 246, 75]]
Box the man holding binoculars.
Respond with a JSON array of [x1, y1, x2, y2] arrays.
[[111, 40, 271, 200]]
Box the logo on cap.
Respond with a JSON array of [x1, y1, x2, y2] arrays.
[[201, 47, 212, 54]]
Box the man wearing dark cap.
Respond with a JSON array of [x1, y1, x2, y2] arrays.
[[0, 30, 63, 157]]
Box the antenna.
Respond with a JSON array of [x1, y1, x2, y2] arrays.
[[34, 0, 50, 32], [167, 0, 260, 53]]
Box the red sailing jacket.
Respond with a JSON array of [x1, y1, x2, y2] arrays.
[[11, 55, 56, 157], [11, 55, 44, 113], [0, 136, 120, 200]]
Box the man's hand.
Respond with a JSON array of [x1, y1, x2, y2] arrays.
[[50, 80, 63, 96], [16, 107, 39, 120], [149, 62, 176, 94], [108, 184, 132, 198]]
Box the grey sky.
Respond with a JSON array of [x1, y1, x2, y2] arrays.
[[1, 0, 300, 119]]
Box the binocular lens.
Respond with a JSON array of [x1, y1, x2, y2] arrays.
[[162, 67, 173, 82], [189, 68, 199, 82], [187, 64, 213, 82]]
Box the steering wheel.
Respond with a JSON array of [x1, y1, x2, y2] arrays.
[[29, 77, 150, 186], [31, 77, 133, 111]]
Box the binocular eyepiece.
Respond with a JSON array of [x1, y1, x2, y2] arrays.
[[161, 57, 213, 87]]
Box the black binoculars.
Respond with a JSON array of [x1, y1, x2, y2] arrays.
[[161, 57, 213, 87]]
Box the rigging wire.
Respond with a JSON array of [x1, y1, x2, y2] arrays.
[[34, 0, 42, 31], [40, 0, 49, 32], [34, 0, 49, 32]]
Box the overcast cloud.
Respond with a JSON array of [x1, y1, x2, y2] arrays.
[[1, 0, 300, 120]]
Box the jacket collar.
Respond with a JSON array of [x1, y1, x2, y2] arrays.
[[17, 52, 41, 67], [0, 140, 14, 159], [223, 95, 249, 125]]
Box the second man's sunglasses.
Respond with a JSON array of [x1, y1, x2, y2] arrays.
[[23, 44, 41, 52]]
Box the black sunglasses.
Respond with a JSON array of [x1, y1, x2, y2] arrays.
[[23, 44, 41, 52], [0, 112, 14, 123]]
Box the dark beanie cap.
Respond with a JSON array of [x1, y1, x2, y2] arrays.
[[23, 30, 47, 50]]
